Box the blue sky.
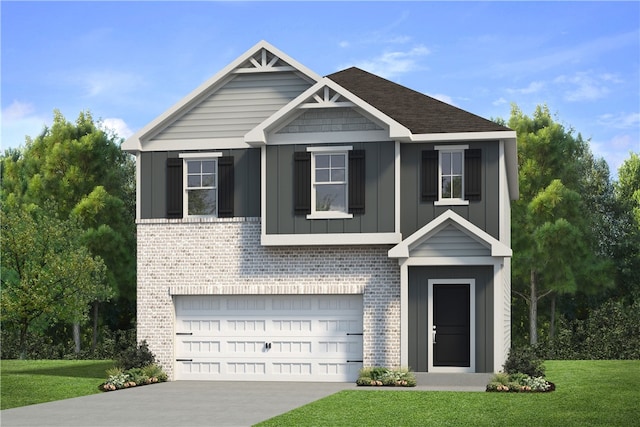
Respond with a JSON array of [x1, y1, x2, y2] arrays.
[[2, 1, 638, 177]]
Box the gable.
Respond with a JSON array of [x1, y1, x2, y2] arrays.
[[122, 41, 322, 152], [388, 209, 511, 259], [410, 224, 490, 257], [151, 72, 313, 141]]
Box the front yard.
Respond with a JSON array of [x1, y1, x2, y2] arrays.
[[2, 359, 639, 426], [257, 360, 640, 427], [1, 359, 114, 410]]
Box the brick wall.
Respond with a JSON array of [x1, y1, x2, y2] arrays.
[[136, 217, 400, 379]]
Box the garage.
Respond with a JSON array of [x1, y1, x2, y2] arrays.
[[174, 294, 363, 381]]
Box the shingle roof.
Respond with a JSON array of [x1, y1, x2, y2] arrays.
[[327, 67, 511, 134]]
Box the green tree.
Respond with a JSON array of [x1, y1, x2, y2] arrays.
[[508, 104, 613, 345], [612, 153, 640, 302], [1, 110, 136, 352], [0, 204, 110, 357]]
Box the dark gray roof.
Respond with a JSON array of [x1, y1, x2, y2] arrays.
[[327, 67, 511, 134]]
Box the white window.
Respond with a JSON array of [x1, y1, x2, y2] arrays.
[[440, 150, 463, 199], [307, 146, 353, 219], [435, 145, 469, 206], [180, 154, 220, 216]]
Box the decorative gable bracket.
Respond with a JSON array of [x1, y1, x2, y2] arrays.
[[234, 48, 296, 74], [301, 86, 355, 109]]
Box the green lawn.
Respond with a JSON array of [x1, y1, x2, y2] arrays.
[[257, 360, 640, 427], [1, 359, 114, 410]]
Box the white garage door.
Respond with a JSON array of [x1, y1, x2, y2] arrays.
[[174, 295, 363, 382]]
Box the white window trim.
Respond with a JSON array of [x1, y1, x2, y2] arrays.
[[434, 145, 469, 206], [306, 146, 353, 220], [180, 152, 222, 218]]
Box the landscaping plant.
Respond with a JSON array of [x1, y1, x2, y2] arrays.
[[356, 367, 416, 387]]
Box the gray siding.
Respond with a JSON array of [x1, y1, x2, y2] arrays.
[[152, 72, 312, 140], [400, 142, 500, 240], [408, 266, 494, 373], [266, 141, 395, 235], [277, 108, 383, 133], [140, 148, 260, 219], [411, 225, 491, 257]]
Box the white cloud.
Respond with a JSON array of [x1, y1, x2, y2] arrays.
[[350, 45, 430, 79], [100, 118, 134, 139], [507, 81, 545, 95], [2, 100, 35, 122], [1, 101, 49, 149], [79, 70, 145, 99], [597, 112, 640, 130], [554, 71, 617, 102], [493, 97, 508, 106]]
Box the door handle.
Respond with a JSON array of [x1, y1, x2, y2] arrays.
[[432, 326, 437, 344]]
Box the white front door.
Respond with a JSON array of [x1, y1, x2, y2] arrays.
[[427, 279, 476, 373], [174, 295, 363, 381]]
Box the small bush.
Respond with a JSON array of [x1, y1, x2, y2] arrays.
[[101, 363, 168, 391], [503, 346, 545, 377], [356, 367, 416, 387], [115, 340, 156, 370]]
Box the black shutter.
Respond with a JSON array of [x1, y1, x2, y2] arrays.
[[218, 156, 234, 217], [464, 149, 482, 201], [421, 150, 438, 202], [293, 151, 311, 215], [348, 150, 366, 214], [166, 157, 183, 218]]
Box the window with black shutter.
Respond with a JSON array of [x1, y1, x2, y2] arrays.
[[421, 150, 438, 202], [348, 150, 366, 214], [166, 157, 183, 218], [294, 148, 366, 217], [167, 153, 233, 218], [218, 156, 234, 217], [293, 151, 311, 215], [464, 149, 482, 201], [421, 147, 482, 203]]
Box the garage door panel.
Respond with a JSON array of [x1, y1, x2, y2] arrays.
[[175, 295, 363, 381], [179, 339, 222, 355]]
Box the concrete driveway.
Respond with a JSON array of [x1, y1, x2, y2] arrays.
[[1, 381, 358, 427]]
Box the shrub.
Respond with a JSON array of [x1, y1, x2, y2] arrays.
[[116, 340, 156, 370], [356, 367, 416, 387], [503, 346, 545, 377]]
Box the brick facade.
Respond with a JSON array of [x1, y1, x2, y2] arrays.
[[136, 217, 400, 379]]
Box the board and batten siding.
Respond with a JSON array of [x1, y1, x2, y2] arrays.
[[408, 265, 494, 373], [400, 141, 501, 240], [139, 148, 261, 219], [265, 141, 395, 235], [150, 72, 313, 141]]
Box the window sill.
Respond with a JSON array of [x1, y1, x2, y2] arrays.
[[306, 213, 354, 220], [434, 199, 470, 206]]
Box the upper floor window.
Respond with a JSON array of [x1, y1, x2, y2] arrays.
[[166, 152, 234, 219], [439, 150, 464, 202], [293, 147, 366, 219], [312, 152, 348, 215], [421, 146, 481, 205], [186, 159, 217, 216]]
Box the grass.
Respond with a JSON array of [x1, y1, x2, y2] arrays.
[[256, 360, 640, 427], [1, 359, 114, 410]]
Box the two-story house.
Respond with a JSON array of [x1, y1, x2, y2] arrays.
[[122, 40, 518, 382]]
